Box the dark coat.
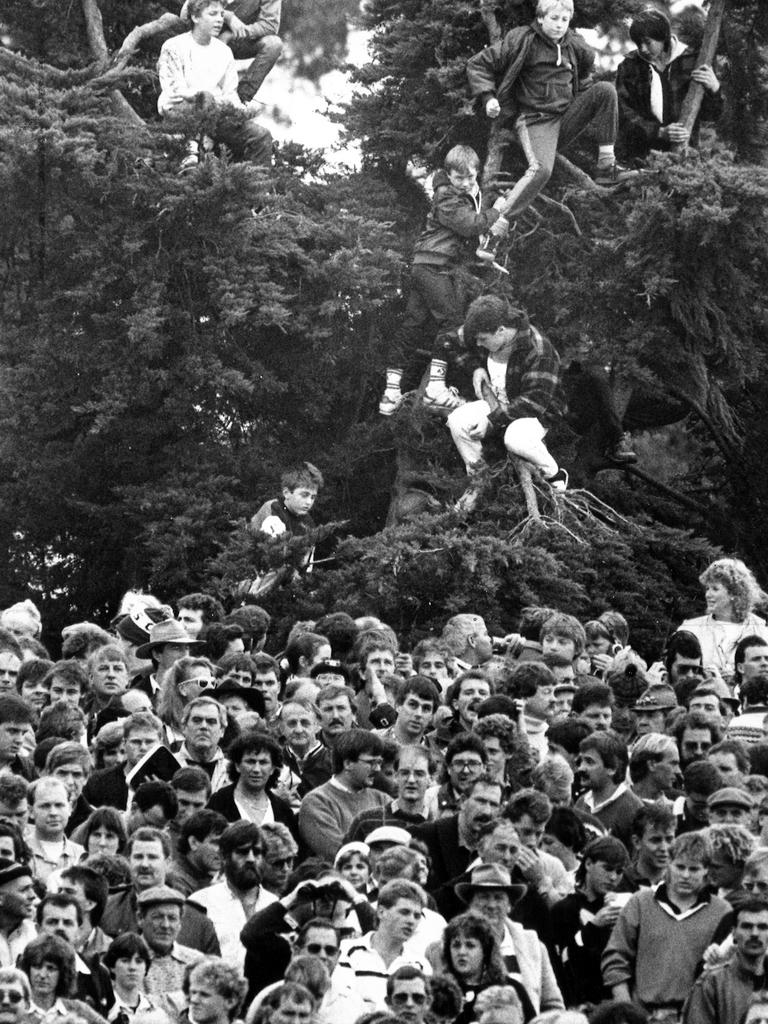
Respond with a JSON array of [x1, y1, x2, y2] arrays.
[[410, 814, 472, 891], [100, 887, 221, 954], [206, 784, 299, 843], [83, 765, 129, 811]]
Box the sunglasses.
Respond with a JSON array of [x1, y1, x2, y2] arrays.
[[183, 677, 216, 689], [233, 844, 264, 857], [391, 993, 427, 1006], [0, 992, 23, 1006], [304, 943, 339, 957]]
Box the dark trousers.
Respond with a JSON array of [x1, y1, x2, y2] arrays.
[[167, 96, 272, 166], [226, 0, 283, 101], [506, 81, 619, 217], [563, 361, 623, 446], [393, 264, 479, 385]]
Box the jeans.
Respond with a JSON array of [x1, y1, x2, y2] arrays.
[[447, 400, 558, 477], [504, 81, 619, 218]]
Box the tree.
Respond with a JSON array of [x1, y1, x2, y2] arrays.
[[2, 0, 768, 650]]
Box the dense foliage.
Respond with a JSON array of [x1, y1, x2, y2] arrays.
[[1, 0, 768, 653]]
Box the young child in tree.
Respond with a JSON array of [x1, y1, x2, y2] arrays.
[[466, 0, 635, 222], [250, 462, 323, 539], [616, 7, 722, 162], [379, 145, 509, 417]]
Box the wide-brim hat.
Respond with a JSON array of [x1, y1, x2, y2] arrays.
[[454, 863, 527, 904], [135, 619, 206, 659], [631, 689, 676, 713], [215, 679, 266, 715]]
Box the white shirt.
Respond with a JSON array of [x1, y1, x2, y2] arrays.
[[333, 932, 432, 1011], [188, 880, 277, 970]]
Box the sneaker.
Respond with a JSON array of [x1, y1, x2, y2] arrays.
[[179, 153, 199, 174], [545, 468, 569, 493], [379, 391, 403, 416], [604, 434, 637, 464], [594, 162, 640, 186], [423, 386, 466, 412]]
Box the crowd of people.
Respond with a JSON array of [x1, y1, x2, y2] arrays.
[[1, 549, 768, 1024]]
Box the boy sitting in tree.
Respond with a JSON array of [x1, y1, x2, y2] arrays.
[[445, 294, 568, 510], [616, 7, 722, 162], [379, 145, 509, 417], [157, 0, 272, 170], [466, 0, 635, 223]]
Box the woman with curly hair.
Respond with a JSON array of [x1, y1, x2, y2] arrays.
[[679, 558, 768, 681], [437, 913, 510, 1024], [207, 730, 298, 838]]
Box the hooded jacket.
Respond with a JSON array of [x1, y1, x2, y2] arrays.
[[467, 20, 595, 120]]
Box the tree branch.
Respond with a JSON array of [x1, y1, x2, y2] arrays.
[[113, 12, 187, 71], [80, 0, 146, 127], [624, 464, 709, 516], [674, 0, 727, 153]]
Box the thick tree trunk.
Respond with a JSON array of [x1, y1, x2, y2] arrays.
[[80, 0, 145, 126], [673, 0, 726, 153]]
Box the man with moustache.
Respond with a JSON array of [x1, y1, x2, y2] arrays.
[[412, 776, 504, 890], [188, 820, 277, 970], [682, 898, 768, 1024]]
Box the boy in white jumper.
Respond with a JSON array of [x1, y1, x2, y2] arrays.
[[157, 0, 272, 169]]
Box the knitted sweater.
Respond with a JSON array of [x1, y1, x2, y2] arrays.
[[157, 34, 241, 116], [601, 884, 731, 1008], [298, 778, 390, 859]]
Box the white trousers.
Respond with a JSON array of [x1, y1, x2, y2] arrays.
[[447, 400, 558, 477]]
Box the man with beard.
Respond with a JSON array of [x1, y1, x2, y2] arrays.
[[412, 776, 503, 890], [298, 730, 389, 860], [333, 879, 430, 1011], [673, 711, 723, 772], [682, 899, 768, 1023], [188, 820, 277, 970]]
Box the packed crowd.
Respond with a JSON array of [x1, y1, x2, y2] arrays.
[[2, 541, 768, 1024]]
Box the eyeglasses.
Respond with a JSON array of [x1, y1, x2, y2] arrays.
[[0, 992, 23, 1005], [391, 993, 427, 1006], [233, 844, 264, 857], [450, 759, 484, 772], [304, 943, 339, 957], [183, 677, 216, 689], [357, 757, 383, 770]]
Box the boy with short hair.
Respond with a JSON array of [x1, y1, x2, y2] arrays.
[[540, 613, 586, 670], [467, 0, 636, 221], [602, 831, 731, 1012], [379, 145, 508, 417], [157, 0, 272, 169], [616, 7, 722, 161], [250, 462, 323, 539]]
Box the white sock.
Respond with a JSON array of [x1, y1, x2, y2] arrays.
[[598, 145, 615, 165], [384, 368, 403, 392], [426, 359, 447, 396]]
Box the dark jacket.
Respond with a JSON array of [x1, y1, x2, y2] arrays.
[[100, 887, 221, 954], [616, 43, 723, 160], [282, 742, 333, 795], [410, 814, 472, 891], [467, 21, 594, 117], [75, 955, 115, 1017], [83, 765, 129, 811], [206, 784, 299, 843], [485, 323, 566, 430], [412, 170, 501, 269], [67, 793, 94, 837]]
